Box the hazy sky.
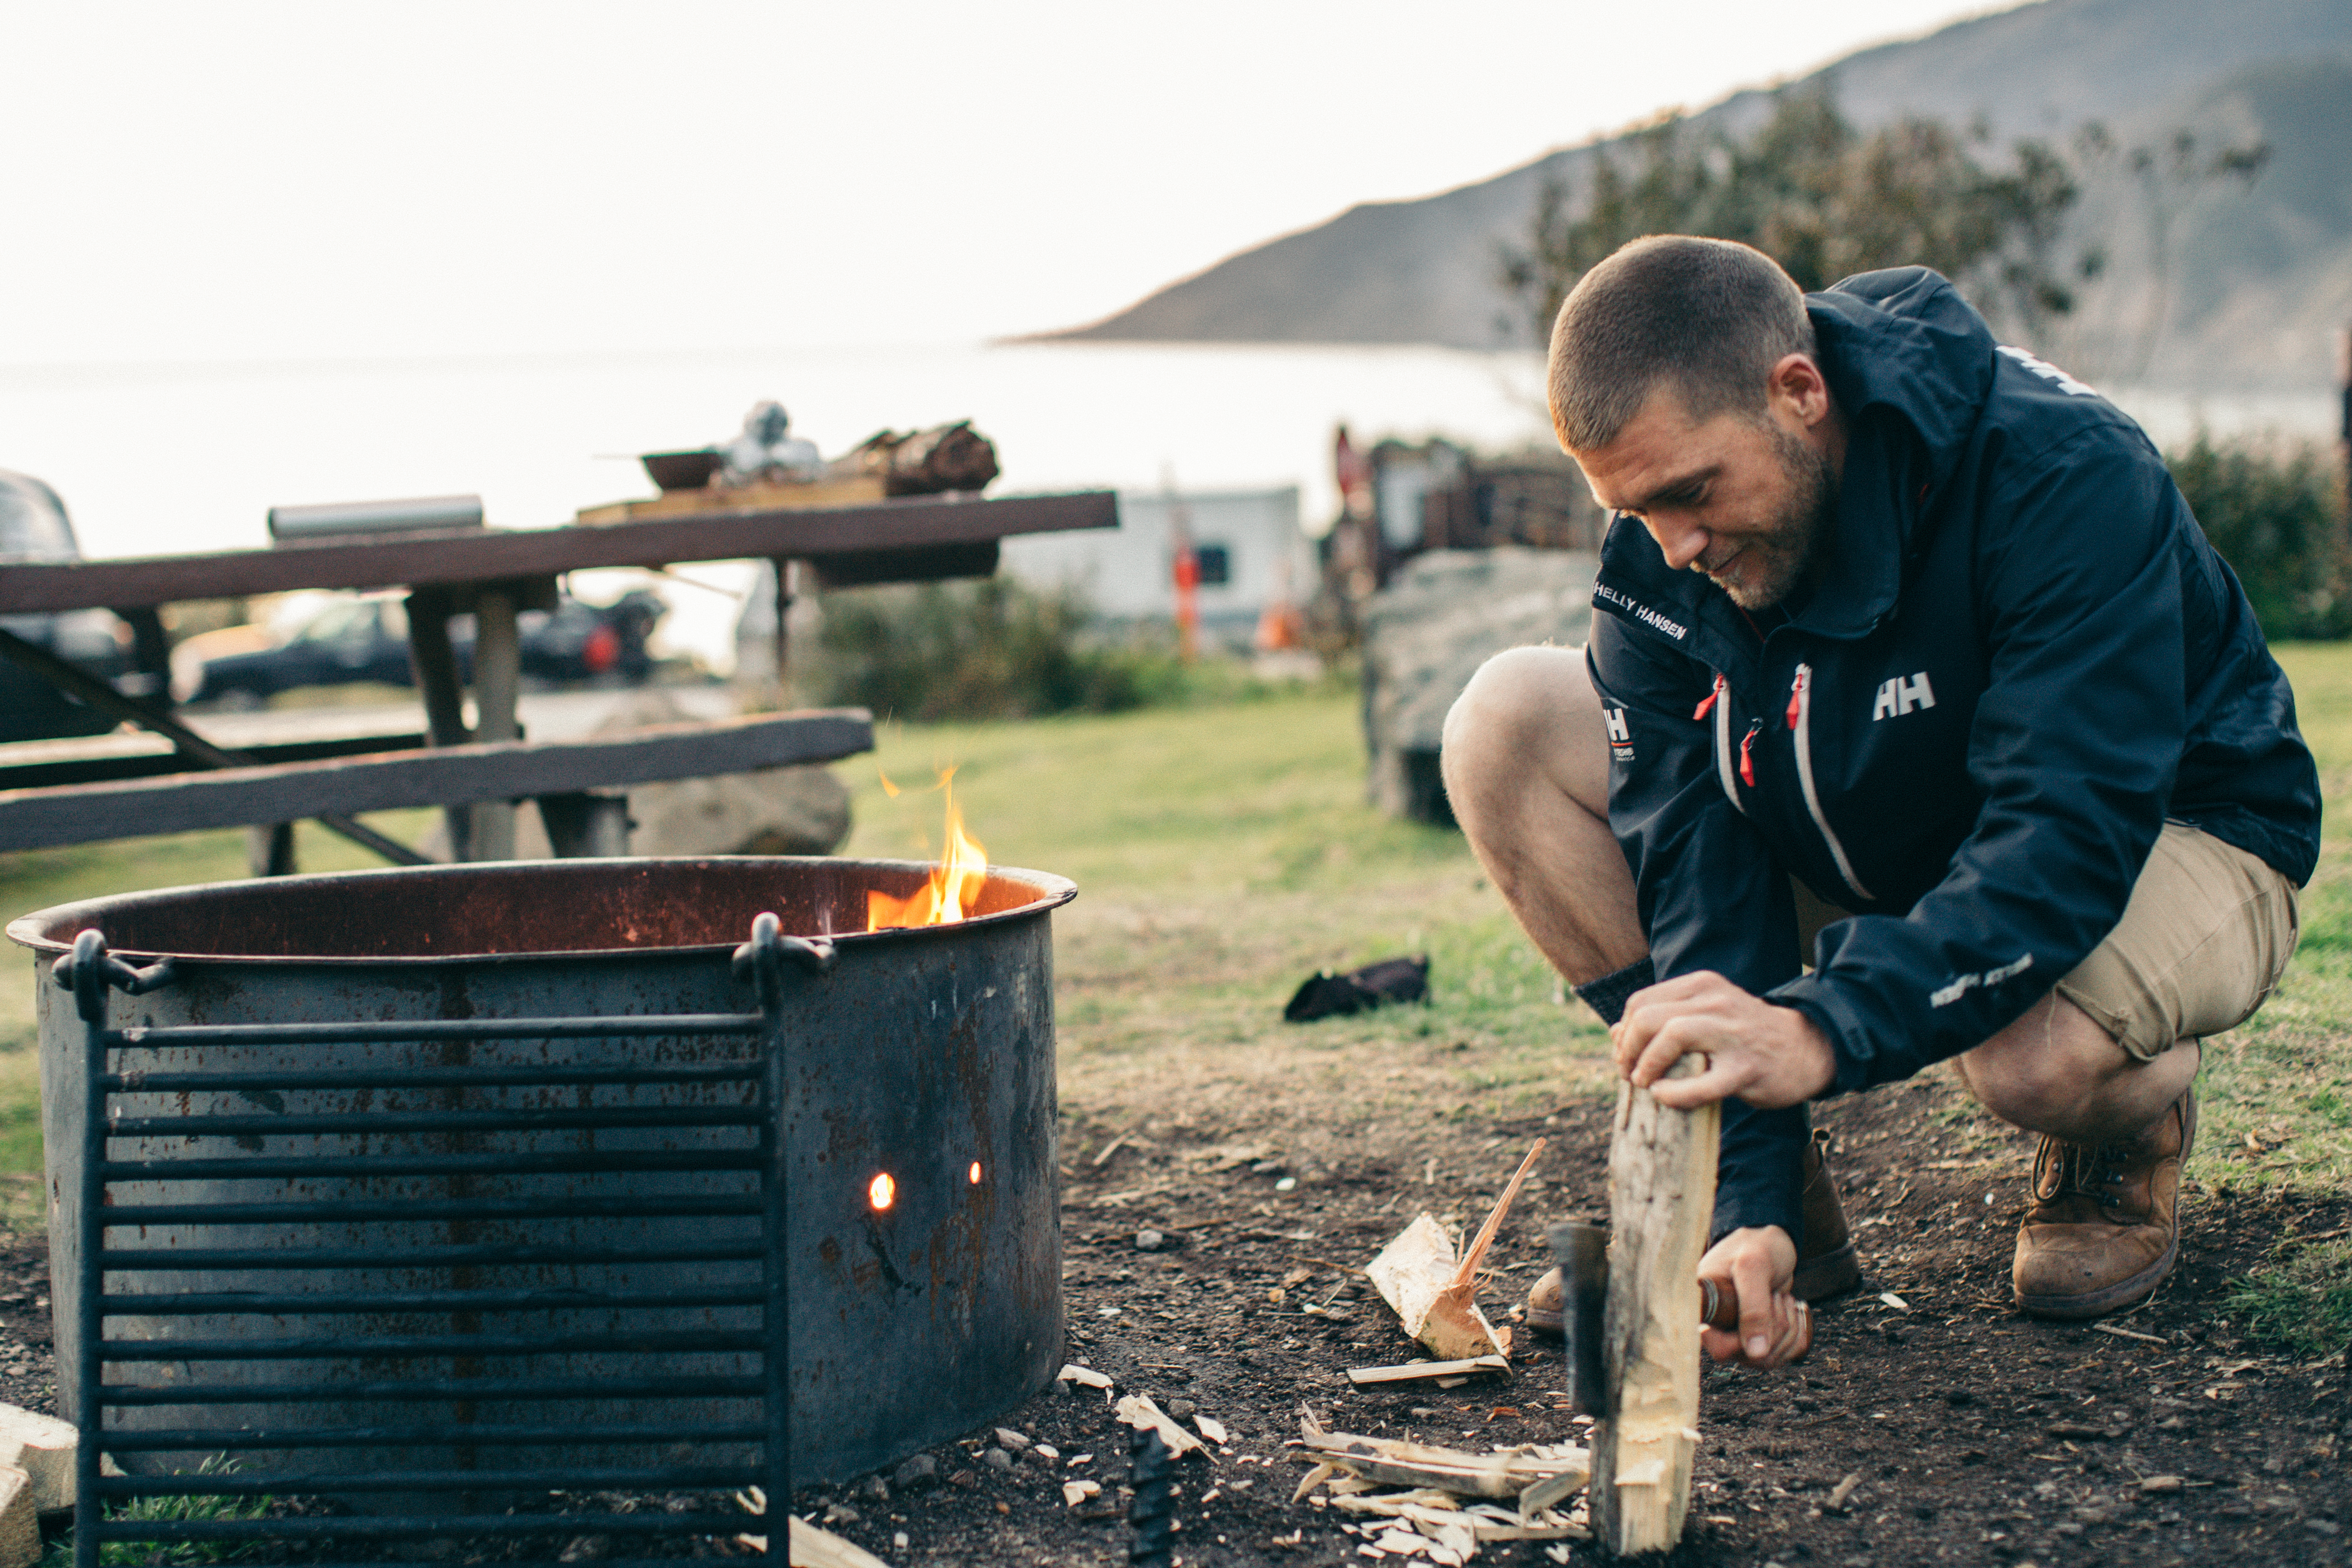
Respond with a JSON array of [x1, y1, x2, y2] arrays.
[[0, 0, 2021, 367]]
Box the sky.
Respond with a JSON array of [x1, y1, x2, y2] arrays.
[[0, 0, 2030, 368]]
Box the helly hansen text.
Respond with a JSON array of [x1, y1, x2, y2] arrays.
[[1872, 672, 1936, 720]]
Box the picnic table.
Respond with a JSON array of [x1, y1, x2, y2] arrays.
[[0, 489, 1116, 871]]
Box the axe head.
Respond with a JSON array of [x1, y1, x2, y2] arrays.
[[1545, 1219, 1612, 1416]]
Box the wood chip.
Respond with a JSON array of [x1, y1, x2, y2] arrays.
[[2139, 1475, 2184, 1494], [1825, 1472, 1861, 1513], [1197, 1415, 1230, 1445], [1877, 1291, 1910, 1311], [1348, 1356, 1511, 1386], [1057, 1363, 1113, 1389], [1062, 1479, 1101, 1508], [1117, 1394, 1210, 1460], [2045, 1421, 2126, 1440]]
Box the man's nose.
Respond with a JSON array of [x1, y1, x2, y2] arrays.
[[1644, 513, 1710, 573]]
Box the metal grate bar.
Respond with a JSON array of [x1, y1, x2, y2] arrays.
[[100, 1149, 763, 1180], [104, 1061, 761, 1091], [103, 1196, 761, 1224], [71, 917, 820, 1567], [101, 1288, 765, 1316], [102, 1330, 764, 1360], [99, 1375, 765, 1405], [98, 1465, 764, 1495], [107, 1105, 763, 1136], [103, 1014, 765, 1046], [101, 1242, 762, 1270], [93, 1514, 753, 1540], [101, 1423, 767, 1451]]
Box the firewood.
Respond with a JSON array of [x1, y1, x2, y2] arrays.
[[1366, 1141, 1546, 1360], [1346, 1355, 1510, 1386], [1290, 1410, 1587, 1501], [1591, 1061, 1718, 1555], [0, 1469, 33, 1568], [784, 1516, 891, 1568]]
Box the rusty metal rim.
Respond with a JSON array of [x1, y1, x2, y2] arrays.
[[4, 855, 1077, 966]]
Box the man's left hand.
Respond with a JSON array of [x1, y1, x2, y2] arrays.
[[1613, 970, 1836, 1110]]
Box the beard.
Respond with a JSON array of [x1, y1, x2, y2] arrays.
[[1705, 424, 1838, 610]]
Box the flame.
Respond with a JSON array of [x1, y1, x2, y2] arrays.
[[867, 766, 989, 930]]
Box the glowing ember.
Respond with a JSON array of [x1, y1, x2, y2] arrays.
[[867, 766, 989, 930], [868, 1172, 896, 1211]]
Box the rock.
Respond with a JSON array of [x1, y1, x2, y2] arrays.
[[1134, 1230, 1169, 1252], [1168, 1399, 1197, 1419], [1359, 547, 1596, 824], [994, 1428, 1031, 1453], [892, 1453, 940, 1491], [981, 1447, 1014, 1473], [592, 689, 850, 856], [854, 1473, 890, 1504], [0, 1405, 78, 1513]]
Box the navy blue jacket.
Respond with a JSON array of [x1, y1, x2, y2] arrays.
[[1584, 267, 2320, 1244]]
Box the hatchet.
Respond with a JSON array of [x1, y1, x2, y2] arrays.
[[1546, 1220, 1808, 1413]]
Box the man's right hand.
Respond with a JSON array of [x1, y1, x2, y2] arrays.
[[1698, 1224, 1808, 1369]]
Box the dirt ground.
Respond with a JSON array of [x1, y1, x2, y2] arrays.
[[802, 1071, 2349, 1568], [5, 1074, 2343, 1566]]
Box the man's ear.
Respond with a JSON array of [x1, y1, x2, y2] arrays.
[[1765, 354, 1834, 431]]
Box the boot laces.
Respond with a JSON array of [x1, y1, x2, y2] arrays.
[[2038, 1137, 2131, 1207]]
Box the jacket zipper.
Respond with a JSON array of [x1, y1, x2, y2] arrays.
[[1700, 674, 1746, 815], [1790, 663, 1875, 903]]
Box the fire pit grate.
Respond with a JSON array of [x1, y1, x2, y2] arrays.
[[59, 913, 828, 1566]]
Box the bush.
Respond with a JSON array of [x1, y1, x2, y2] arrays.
[[806, 577, 1199, 721], [2168, 433, 2351, 642]]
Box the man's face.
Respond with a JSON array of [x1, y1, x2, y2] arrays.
[[1573, 384, 1838, 611]]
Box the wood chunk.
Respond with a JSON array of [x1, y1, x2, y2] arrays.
[[1591, 1064, 1718, 1556], [1292, 1414, 1588, 1502], [1115, 1394, 1210, 1460], [1366, 1141, 1546, 1361], [784, 1516, 891, 1568], [1347, 1355, 1511, 1386], [0, 1468, 32, 1568], [0, 1405, 77, 1513]]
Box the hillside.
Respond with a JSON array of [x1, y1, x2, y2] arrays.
[[1040, 0, 2352, 386]]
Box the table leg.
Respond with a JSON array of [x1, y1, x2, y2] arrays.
[[470, 587, 521, 861], [245, 822, 295, 877], [403, 589, 473, 861], [538, 793, 630, 857]]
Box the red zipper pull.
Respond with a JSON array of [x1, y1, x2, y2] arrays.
[[1786, 666, 1806, 730], [1739, 721, 1760, 787], [1693, 672, 1724, 722]]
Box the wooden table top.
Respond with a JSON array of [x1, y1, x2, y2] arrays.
[[0, 489, 1117, 614]]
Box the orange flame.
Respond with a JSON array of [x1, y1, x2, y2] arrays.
[[867, 766, 988, 930]]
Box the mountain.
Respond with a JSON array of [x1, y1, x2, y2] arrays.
[[1039, 0, 2352, 387]]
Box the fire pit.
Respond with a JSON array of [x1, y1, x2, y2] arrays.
[[7, 856, 1074, 1506]]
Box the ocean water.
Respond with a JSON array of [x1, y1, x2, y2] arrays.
[[0, 340, 2330, 670]]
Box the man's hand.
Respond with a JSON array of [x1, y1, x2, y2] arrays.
[[1612, 970, 1837, 1110], [1699, 1225, 1808, 1369]]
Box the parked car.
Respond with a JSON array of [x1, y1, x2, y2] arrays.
[[176, 589, 664, 708], [0, 470, 146, 743]]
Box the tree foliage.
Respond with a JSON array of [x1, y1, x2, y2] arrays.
[[1501, 86, 2086, 344]]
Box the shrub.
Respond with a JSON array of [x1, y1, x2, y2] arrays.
[[807, 577, 1197, 721], [2168, 433, 2351, 642]]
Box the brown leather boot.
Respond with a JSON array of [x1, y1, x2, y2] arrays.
[[2013, 1087, 2196, 1320], [1525, 1129, 1860, 1335]]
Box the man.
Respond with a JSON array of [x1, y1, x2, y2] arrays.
[[1442, 236, 2316, 1370]]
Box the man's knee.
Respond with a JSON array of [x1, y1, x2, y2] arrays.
[[1959, 993, 2184, 1137], [1441, 644, 1594, 795]]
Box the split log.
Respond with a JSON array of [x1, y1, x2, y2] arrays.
[[0, 1469, 32, 1568], [1292, 1409, 1586, 1501], [1365, 1140, 1545, 1359], [1591, 1059, 1719, 1555]]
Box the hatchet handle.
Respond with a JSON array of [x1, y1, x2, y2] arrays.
[[1697, 1278, 1814, 1356]]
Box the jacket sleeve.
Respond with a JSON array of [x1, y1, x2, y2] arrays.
[[1769, 431, 2183, 1090], [1586, 618, 1810, 1243]]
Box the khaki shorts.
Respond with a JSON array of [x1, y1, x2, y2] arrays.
[[1794, 821, 2300, 1060]]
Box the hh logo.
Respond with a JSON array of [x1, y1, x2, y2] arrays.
[[1603, 706, 1634, 760], [1872, 672, 1936, 720]]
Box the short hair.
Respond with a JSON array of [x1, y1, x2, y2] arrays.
[[1546, 235, 1816, 453]]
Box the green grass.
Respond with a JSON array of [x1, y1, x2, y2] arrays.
[[37, 1457, 270, 1568], [2224, 1236, 2352, 1359]]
